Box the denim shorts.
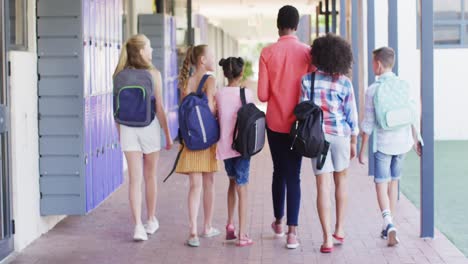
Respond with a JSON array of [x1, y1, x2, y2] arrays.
[[224, 157, 251, 186], [374, 151, 405, 183]]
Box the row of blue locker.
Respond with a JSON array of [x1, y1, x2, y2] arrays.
[[156, 50, 178, 80], [164, 17, 177, 48], [82, 0, 123, 43], [84, 94, 123, 212], [84, 137, 123, 212], [83, 41, 120, 97]]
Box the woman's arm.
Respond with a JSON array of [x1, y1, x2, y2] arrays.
[[257, 53, 270, 102]]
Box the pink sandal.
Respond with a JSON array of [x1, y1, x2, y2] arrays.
[[225, 224, 237, 241], [320, 245, 334, 253], [237, 235, 254, 247], [332, 234, 344, 244]]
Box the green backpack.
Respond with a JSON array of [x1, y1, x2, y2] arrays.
[[374, 75, 416, 130]]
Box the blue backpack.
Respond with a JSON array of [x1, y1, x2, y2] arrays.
[[113, 68, 156, 127], [164, 74, 219, 182], [178, 74, 219, 150]]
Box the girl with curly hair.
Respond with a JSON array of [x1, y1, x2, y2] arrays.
[[300, 33, 359, 253]]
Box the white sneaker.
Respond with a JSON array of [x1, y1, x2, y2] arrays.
[[387, 224, 399, 247], [133, 225, 148, 241], [145, 218, 160, 235]]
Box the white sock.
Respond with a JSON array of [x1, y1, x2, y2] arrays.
[[382, 209, 393, 229]]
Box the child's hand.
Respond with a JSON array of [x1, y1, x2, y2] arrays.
[[358, 150, 366, 165], [413, 141, 422, 156], [165, 137, 173, 150], [350, 143, 357, 160]]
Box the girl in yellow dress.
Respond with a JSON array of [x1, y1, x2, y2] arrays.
[[176, 44, 219, 247]]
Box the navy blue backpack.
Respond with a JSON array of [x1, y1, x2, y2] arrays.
[[113, 68, 156, 127], [178, 74, 219, 150], [164, 74, 219, 182]]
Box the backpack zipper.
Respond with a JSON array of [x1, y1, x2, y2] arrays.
[[254, 122, 258, 151], [290, 121, 299, 150], [195, 106, 207, 143], [115, 86, 147, 115]]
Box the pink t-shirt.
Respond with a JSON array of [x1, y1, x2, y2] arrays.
[[215, 87, 254, 160]]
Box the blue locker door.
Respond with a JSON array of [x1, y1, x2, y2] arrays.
[[90, 96, 97, 210], [84, 97, 92, 212], [104, 94, 110, 197], [93, 95, 101, 207], [98, 94, 105, 204], [106, 94, 112, 193], [110, 94, 119, 190]]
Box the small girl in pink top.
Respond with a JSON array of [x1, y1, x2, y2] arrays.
[[215, 57, 254, 247]]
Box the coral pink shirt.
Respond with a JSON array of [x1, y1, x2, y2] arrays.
[[258, 35, 312, 133], [215, 87, 254, 160]]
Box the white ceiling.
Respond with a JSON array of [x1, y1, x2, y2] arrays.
[[195, 0, 317, 19], [194, 0, 320, 43]]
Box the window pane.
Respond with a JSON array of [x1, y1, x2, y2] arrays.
[[9, 0, 27, 48], [9, 0, 16, 45], [466, 0, 468, 19], [435, 0, 462, 20], [434, 25, 461, 45]]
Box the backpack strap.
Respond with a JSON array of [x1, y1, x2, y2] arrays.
[[310, 72, 316, 102], [240, 87, 247, 106], [310, 71, 328, 170], [196, 74, 210, 95], [232, 87, 247, 150], [316, 141, 330, 170], [163, 129, 183, 183], [231, 120, 239, 151]]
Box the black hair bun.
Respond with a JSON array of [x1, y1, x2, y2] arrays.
[[218, 58, 227, 66], [236, 57, 244, 65]]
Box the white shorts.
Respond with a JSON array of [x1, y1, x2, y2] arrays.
[[311, 134, 350, 175], [119, 119, 161, 154]]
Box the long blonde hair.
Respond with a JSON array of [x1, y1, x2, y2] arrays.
[[113, 34, 153, 78], [178, 45, 208, 96]]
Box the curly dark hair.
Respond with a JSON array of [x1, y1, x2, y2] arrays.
[[311, 33, 353, 75], [277, 5, 299, 30], [219, 57, 244, 80]]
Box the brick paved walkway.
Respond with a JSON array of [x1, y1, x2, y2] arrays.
[[10, 143, 468, 264]]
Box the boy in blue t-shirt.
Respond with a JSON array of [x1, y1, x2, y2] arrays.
[[359, 47, 423, 247]]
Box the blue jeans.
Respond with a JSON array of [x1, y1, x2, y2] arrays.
[[267, 129, 302, 226], [374, 151, 405, 183], [224, 157, 251, 185]]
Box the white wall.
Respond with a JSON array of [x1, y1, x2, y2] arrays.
[[374, 0, 468, 140], [7, 0, 65, 253], [433, 49, 468, 140], [9, 51, 65, 252]]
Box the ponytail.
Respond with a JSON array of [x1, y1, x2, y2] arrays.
[[178, 46, 193, 95], [113, 41, 128, 78], [178, 45, 208, 98], [113, 34, 153, 78]]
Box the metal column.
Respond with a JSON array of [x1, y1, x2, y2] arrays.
[[340, 0, 347, 39], [366, 0, 375, 176], [187, 0, 193, 45], [420, 0, 435, 239], [388, 0, 399, 74], [351, 0, 359, 107], [332, 0, 337, 33]]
